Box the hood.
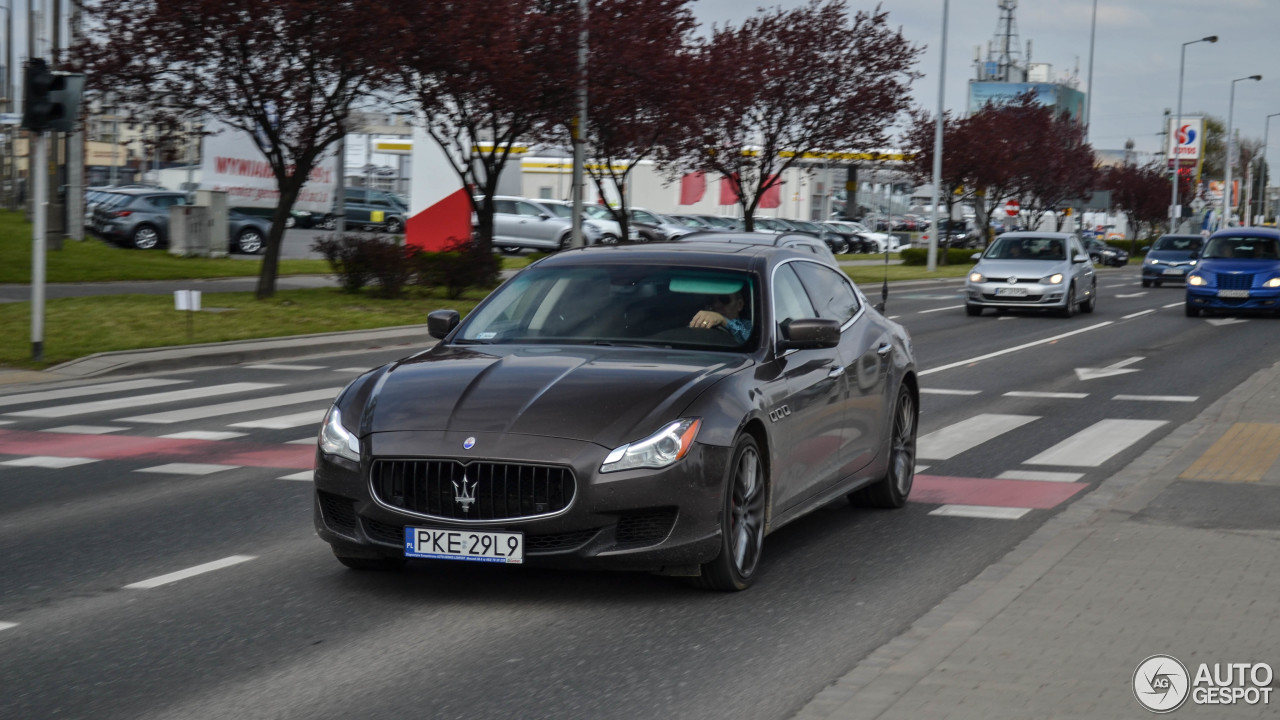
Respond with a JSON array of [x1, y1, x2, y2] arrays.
[[1147, 250, 1197, 262], [974, 259, 1068, 278], [1194, 258, 1280, 277], [364, 345, 748, 446]]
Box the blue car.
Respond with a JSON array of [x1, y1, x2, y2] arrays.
[[1142, 233, 1202, 287], [1184, 228, 1280, 317]]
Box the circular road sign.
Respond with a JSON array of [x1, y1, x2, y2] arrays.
[[1005, 200, 1020, 217]]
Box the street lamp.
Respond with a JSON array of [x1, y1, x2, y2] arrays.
[[1169, 35, 1217, 234], [1257, 112, 1280, 225], [926, 0, 949, 273], [1223, 74, 1262, 228]]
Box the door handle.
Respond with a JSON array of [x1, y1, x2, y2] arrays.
[[827, 365, 845, 378], [876, 343, 893, 357]]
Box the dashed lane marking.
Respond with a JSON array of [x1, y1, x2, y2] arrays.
[[1003, 391, 1088, 399], [159, 431, 249, 441], [918, 304, 965, 314], [136, 463, 241, 475], [1, 456, 99, 468], [45, 425, 126, 434], [1122, 309, 1155, 319], [921, 388, 981, 396], [1113, 394, 1197, 403], [996, 470, 1084, 483], [920, 322, 1113, 376], [0, 621, 17, 632], [124, 555, 256, 590], [245, 364, 326, 371], [279, 471, 313, 481], [928, 505, 1031, 520]]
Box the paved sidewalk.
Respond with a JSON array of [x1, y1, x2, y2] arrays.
[[793, 361, 1280, 719]]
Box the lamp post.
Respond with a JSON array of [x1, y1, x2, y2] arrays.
[[1170, 35, 1217, 234], [926, 0, 949, 272], [1258, 112, 1280, 225], [1223, 74, 1262, 228]]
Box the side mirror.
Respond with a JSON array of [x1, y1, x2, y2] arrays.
[[1072, 253, 1089, 264], [427, 309, 460, 339], [970, 252, 981, 261], [777, 318, 841, 351], [1140, 245, 1151, 253]]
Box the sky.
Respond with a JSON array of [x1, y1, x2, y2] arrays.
[[690, 0, 1280, 159]]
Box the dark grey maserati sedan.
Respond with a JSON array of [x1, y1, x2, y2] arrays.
[[313, 242, 918, 591]]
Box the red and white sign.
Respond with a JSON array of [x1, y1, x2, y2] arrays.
[[1005, 199, 1020, 217], [408, 124, 473, 252], [200, 120, 336, 213], [1167, 116, 1204, 164]]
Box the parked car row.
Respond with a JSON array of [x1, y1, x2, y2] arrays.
[[87, 187, 271, 254]]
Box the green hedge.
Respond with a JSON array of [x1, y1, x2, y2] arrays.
[[899, 247, 982, 266]]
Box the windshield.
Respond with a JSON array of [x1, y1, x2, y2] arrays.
[[987, 236, 1067, 260], [543, 203, 574, 219], [1153, 235, 1202, 252], [457, 264, 759, 352], [583, 205, 614, 221], [790, 220, 820, 232], [1202, 235, 1280, 260]]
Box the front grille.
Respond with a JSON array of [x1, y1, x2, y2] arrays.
[[980, 292, 1044, 302], [371, 459, 575, 521], [318, 490, 358, 538], [615, 507, 678, 548], [363, 516, 404, 546], [1216, 273, 1254, 290]]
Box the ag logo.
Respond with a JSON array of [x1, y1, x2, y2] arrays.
[[1134, 654, 1190, 713]]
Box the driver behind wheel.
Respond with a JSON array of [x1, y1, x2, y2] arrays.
[[689, 288, 751, 342]]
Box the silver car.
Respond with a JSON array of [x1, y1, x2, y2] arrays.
[[490, 196, 602, 252], [964, 232, 1097, 317]]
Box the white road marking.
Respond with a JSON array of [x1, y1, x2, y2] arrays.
[[159, 430, 249, 441], [120, 388, 341, 424], [278, 471, 313, 481], [246, 364, 326, 371], [1024, 419, 1168, 467], [1074, 356, 1144, 381], [124, 555, 256, 590], [0, 456, 98, 468], [1162, 302, 1183, 309], [335, 367, 373, 374], [1113, 394, 1197, 403], [918, 304, 965, 314], [887, 315, 902, 320], [135, 463, 238, 475], [6, 383, 279, 419], [0, 420, 12, 426], [1206, 318, 1249, 326], [286, 437, 317, 445], [1121, 309, 1155, 319], [921, 388, 981, 396], [0, 379, 187, 409], [44, 425, 126, 434], [917, 414, 1039, 460], [997, 470, 1084, 483], [914, 465, 930, 474], [928, 505, 1031, 520], [0, 621, 17, 632], [1115, 292, 1147, 298], [920, 322, 1113, 376], [1003, 391, 1088, 399], [230, 408, 326, 430]]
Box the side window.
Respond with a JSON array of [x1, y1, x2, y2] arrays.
[[1070, 238, 1086, 258], [493, 199, 518, 214], [515, 201, 544, 217], [345, 189, 366, 204], [773, 265, 818, 330], [633, 210, 657, 224], [792, 261, 860, 324]]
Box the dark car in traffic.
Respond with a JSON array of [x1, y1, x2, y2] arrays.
[[1084, 237, 1129, 267], [1184, 229, 1280, 317], [313, 242, 918, 591], [1141, 233, 1202, 287]]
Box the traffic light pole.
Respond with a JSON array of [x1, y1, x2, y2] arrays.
[[31, 131, 46, 361]]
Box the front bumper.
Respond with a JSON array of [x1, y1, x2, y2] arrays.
[[313, 430, 732, 572], [1143, 263, 1193, 282], [965, 280, 1068, 309], [1185, 285, 1280, 311]]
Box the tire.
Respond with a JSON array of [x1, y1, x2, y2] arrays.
[[334, 552, 406, 571], [697, 434, 766, 592], [385, 217, 404, 234], [965, 304, 983, 317], [499, 246, 523, 255], [1079, 280, 1096, 313], [284, 215, 296, 229], [1154, 280, 1162, 288], [1185, 302, 1200, 317], [557, 233, 572, 251], [849, 384, 917, 508], [1141, 279, 1151, 288], [131, 225, 160, 250], [236, 228, 264, 254], [320, 215, 337, 231], [1058, 284, 1076, 318], [599, 233, 619, 245]]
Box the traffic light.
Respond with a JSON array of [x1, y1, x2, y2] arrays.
[[22, 58, 85, 133]]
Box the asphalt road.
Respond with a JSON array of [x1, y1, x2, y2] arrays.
[[0, 264, 1277, 719]]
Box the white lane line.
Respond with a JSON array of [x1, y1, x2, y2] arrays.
[[1024, 419, 1168, 467], [1113, 394, 1198, 403], [230, 408, 326, 430], [1003, 391, 1089, 399], [918, 304, 965, 314], [246, 364, 326, 371], [0, 379, 187, 409], [135, 463, 239, 475], [1, 456, 99, 468], [124, 555, 256, 590], [159, 430, 248, 441], [0, 621, 17, 631], [6, 383, 279, 419], [0, 420, 12, 426], [120, 387, 341, 424], [928, 505, 1031, 520], [920, 322, 1113, 376], [888, 315, 902, 320], [918, 414, 1040, 461], [1162, 302, 1183, 309], [286, 437, 316, 445], [915, 465, 930, 474], [921, 388, 981, 396], [279, 471, 313, 481], [44, 425, 127, 434], [997, 470, 1084, 483], [1115, 292, 1147, 299], [1122, 309, 1155, 319], [335, 367, 373, 374]]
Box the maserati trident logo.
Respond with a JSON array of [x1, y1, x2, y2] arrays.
[[463, 436, 476, 450], [453, 474, 478, 513]]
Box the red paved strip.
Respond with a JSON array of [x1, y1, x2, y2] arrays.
[[911, 474, 1086, 509], [0, 429, 314, 469]]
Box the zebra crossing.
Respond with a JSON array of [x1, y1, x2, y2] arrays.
[[0, 367, 1187, 521]]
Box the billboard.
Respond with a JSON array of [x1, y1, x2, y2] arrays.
[[1167, 116, 1204, 166], [199, 120, 336, 213], [967, 82, 1086, 122]]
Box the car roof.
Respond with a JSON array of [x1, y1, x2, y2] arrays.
[[532, 239, 807, 272], [1209, 227, 1280, 239], [996, 231, 1074, 239]]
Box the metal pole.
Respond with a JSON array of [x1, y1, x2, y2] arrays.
[[927, 0, 948, 272], [1171, 36, 1217, 234], [1263, 113, 1280, 224], [31, 131, 45, 360], [569, 0, 587, 248], [1084, 0, 1097, 134], [1224, 75, 1262, 228]]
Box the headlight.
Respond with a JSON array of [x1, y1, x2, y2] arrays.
[[1188, 274, 1206, 286], [969, 272, 985, 283], [319, 406, 360, 462], [1146, 258, 1160, 265], [601, 419, 701, 473], [1043, 273, 1064, 285], [1265, 277, 1280, 288]]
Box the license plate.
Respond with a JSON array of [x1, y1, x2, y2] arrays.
[[995, 287, 1028, 297], [1162, 268, 1185, 275], [1218, 289, 1250, 298], [405, 526, 523, 563]]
